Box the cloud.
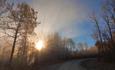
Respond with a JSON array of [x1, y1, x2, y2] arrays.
[[31, 0, 89, 38]]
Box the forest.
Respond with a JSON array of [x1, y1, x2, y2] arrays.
[[0, 0, 115, 70]]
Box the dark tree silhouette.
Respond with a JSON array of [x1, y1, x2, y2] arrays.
[[90, 13, 104, 58], [92, 0, 115, 61]]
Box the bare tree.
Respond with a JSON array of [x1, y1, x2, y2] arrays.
[[102, 0, 115, 42], [0, 2, 38, 63], [9, 3, 38, 63], [91, 0, 115, 61], [15, 3, 38, 64], [90, 13, 103, 57]]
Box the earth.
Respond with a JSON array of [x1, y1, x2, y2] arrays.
[[36, 58, 115, 70]]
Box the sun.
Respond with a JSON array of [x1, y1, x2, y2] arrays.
[[35, 40, 45, 51]]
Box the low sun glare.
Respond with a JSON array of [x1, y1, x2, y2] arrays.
[[35, 40, 45, 51]]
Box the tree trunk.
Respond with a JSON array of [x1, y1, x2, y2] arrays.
[[9, 23, 20, 63], [95, 19, 103, 57]]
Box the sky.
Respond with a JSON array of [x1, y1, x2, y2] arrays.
[[14, 0, 103, 47]]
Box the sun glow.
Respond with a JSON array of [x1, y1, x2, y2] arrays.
[[35, 40, 45, 51]]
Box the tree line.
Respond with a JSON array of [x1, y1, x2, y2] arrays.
[[91, 0, 115, 61], [0, 1, 79, 69]]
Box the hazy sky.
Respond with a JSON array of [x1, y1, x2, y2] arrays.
[[14, 0, 103, 47]]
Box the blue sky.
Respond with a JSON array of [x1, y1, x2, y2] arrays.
[[16, 0, 103, 47], [73, 0, 102, 47]]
